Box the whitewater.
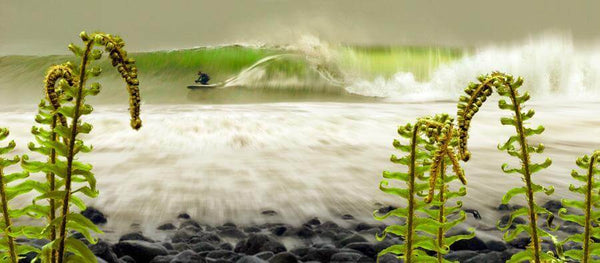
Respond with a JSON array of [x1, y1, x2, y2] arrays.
[[0, 34, 599, 240]]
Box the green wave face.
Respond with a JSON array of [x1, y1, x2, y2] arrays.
[[0, 45, 463, 104]]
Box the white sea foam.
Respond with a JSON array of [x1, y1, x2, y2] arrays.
[[346, 34, 600, 101]]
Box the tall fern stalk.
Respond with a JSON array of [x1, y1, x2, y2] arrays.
[[581, 152, 599, 262], [55, 37, 94, 263], [457, 72, 555, 263], [43, 64, 75, 262], [559, 151, 600, 262], [0, 129, 18, 263], [436, 160, 446, 263]]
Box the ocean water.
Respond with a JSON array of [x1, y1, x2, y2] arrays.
[[0, 34, 599, 240]]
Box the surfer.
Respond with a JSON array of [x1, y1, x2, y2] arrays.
[[195, 71, 210, 85]]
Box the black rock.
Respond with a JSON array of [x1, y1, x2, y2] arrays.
[[244, 226, 262, 233], [119, 232, 153, 242], [542, 200, 563, 213], [463, 208, 482, 220], [307, 217, 321, 226], [560, 223, 584, 234], [497, 204, 523, 211], [190, 232, 221, 244], [235, 234, 286, 255], [444, 250, 478, 261], [319, 230, 337, 240], [237, 255, 267, 263], [341, 214, 355, 220], [497, 204, 512, 211], [171, 229, 194, 243], [90, 239, 120, 263], [223, 222, 237, 228], [220, 242, 234, 251], [268, 252, 298, 263], [289, 247, 310, 257], [465, 251, 505, 263], [377, 205, 397, 214], [449, 235, 487, 251], [355, 222, 373, 232], [179, 220, 201, 230], [336, 234, 367, 248], [192, 242, 217, 253], [301, 248, 338, 262], [330, 252, 363, 262], [119, 255, 136, 263], [319, 221, 339, 230], [160, 242, 173, 250], [149, 255, 174, 263], [377, 253, 401, 263], [262, 210, 278, 216], [177, 213, 191, 219], [157, 223, 176, 231], [206, 249, 237, 260], [541, 239, 558, 255], [498, 215, 526, 229], [219, 227, 248, 239], [170, 250, 205, 263], [295, 225, 315, 239], [270, 226, 289, 236], [486, 240, 508, 251], [255, 251, 275, 260], [508, 237, 530, 249], [344, 242, 376, 258], [313, 242, 336, 249], [172, 243, 191, 252], [81, 207, 107, 225], [16, 252, 36, 263], [563, 241, 582, 251], [114, 240, 168, 263]]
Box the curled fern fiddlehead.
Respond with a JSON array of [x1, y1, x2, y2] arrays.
[[374, 114, 472, 263], [457, 72, 556, 263], [558, 151, 600, 262], [19, 31, 143, 263]]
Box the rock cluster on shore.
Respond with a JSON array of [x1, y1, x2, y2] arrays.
[[16, 200, 586, 262]]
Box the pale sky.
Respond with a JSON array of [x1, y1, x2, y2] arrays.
[[1, 0, 599, 55]]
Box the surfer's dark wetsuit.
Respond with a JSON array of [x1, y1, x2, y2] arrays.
[[196, 71, 210, 84]]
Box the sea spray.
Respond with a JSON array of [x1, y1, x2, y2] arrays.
[[347, 34, 600, 101]]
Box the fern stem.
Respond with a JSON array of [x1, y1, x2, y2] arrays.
[[508, 85, 541, 263], [0, 169, 18, 263], [436, 159, 445, 263], [56, 40, 93, 263], [49, 115, 58, 263], [405, 124, 419, 263], [582, 153, 598, 263]]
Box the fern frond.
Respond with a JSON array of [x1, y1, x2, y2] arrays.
[[375, 113, 471, 263], [457, 72, 556, 263]]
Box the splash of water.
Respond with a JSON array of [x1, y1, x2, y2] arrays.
[[346, 34, 600, 101]]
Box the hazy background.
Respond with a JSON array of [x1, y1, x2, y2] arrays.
[[2, 0, 600, 55]]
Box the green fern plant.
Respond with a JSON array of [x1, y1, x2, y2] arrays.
[[18, 31, 142, 263], [374, 114, 472, 263], [558, 150, 600, 262], [457, 72, 556, 263], [0, 128, 40, 263]]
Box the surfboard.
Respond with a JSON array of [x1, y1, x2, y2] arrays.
[[187, 83, 219, 89]]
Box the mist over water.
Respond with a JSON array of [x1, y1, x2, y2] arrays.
[[0, 34, 599, 240]]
